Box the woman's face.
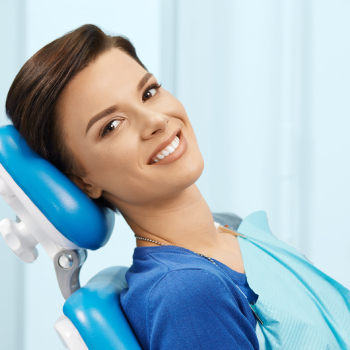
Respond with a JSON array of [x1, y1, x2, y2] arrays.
[[57, 48, 204, 215]]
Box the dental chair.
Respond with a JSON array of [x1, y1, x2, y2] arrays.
[[0, 125, 142, 350]]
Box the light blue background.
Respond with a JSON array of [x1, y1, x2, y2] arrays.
[[0, 1, 349, 349]]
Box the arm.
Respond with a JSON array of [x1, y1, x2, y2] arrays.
[[148, 269, 259, 350]]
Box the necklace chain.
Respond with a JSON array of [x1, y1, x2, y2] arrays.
[[134, 228, 263, 325]]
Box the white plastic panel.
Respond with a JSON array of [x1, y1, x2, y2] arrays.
[[54, 315, 88, 350], [0, 164, 79, 260]]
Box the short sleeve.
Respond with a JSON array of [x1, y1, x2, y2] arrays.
[[148, 269, 259, 350]]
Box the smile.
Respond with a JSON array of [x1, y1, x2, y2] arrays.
[[148, 130, 188, 165]]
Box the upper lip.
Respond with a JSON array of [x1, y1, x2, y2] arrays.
[[147, 127, 181, 164]]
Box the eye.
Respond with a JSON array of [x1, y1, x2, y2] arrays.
[[142, 83, 162, 102], [143, 88, 156, 101], [101, 119, 121, 137]]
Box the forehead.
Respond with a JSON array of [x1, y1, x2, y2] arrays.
[[58, 48, 147, 124]]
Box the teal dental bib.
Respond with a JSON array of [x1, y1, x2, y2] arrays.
[[235, 211, 350, 349]]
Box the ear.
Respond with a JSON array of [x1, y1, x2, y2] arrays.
[[69, 175, 103, 199]]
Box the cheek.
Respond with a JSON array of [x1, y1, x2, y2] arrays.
[[90, 155, 155, 205], [81, 141, 144, 192], [83, 145, 129, 180]]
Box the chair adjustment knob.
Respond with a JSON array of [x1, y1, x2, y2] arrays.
[[0, 218, 39, 263], [58, 254, 74, 269], [0, 177, 14, 197]]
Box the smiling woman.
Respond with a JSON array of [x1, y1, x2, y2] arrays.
[[5, 24, 260, 349], [5, 24, 350, 350]]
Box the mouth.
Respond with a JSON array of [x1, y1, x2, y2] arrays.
[[147, 129, 188, 165]]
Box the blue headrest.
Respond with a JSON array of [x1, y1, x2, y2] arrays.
[[0, 125, 115, 250]]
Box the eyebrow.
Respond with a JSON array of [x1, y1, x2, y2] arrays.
[[85, 72, 154, 135], [137, 72, 153, 91]]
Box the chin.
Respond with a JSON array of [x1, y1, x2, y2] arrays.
[[190, 153, 205, 178], [176, 153, 205, 188]]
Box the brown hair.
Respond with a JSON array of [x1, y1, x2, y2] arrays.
[[6, 24, 147, 213]]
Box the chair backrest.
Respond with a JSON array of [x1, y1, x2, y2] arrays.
[[0, 124, 141, 349], [63, 266, 142, 350]]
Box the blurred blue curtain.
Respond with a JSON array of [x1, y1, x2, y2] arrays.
[[1, 1, 350, 349]]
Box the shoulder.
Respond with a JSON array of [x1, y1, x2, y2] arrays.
[[149, 268, 240, 309]]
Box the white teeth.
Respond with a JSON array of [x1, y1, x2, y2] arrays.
[[152, 134, 180, 164]]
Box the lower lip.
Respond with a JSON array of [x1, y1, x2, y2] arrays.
[[151, 132, 188, 165]]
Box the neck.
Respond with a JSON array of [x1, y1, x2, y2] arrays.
[[119, 184, 225, 257]]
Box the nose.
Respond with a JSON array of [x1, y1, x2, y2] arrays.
[[137, 107, 170, 140]]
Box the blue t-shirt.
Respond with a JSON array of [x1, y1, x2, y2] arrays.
[[120, 245, 259, 350]]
